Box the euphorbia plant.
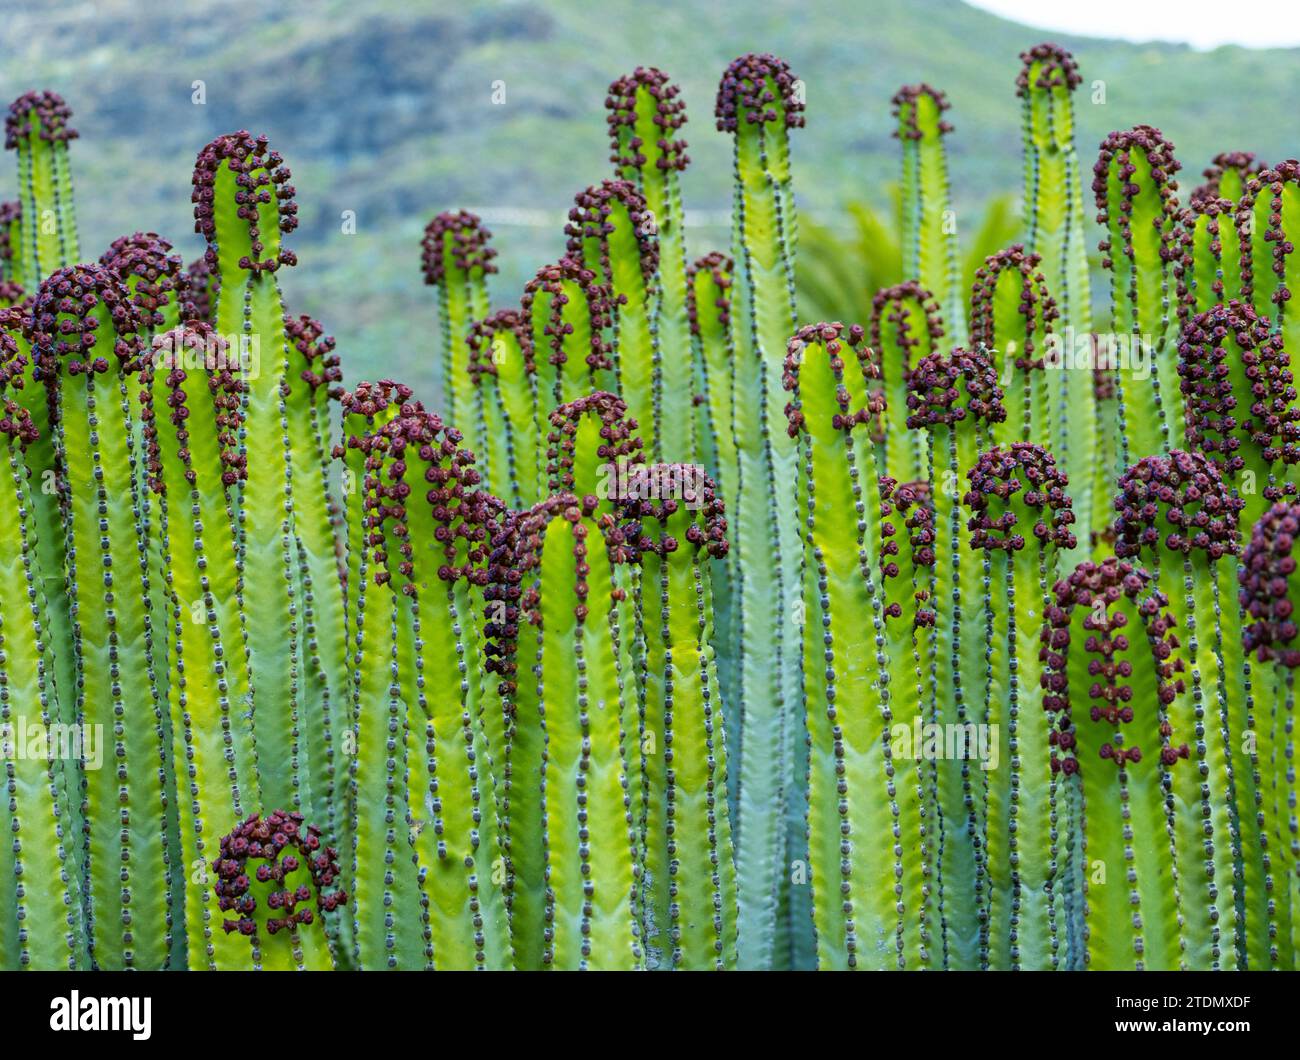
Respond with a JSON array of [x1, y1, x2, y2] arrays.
[[467, 307, 537, 509], [5, 91, 80, 291], [715, 52, 809, 969]]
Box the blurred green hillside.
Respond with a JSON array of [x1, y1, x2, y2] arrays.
[[3, 0, 1297, 401]]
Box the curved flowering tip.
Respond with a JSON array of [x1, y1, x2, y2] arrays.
[[905, 345, 1007, 430], [32, 263, 145, 378], [178, 256, 217, 323], [521, 257, 614, 373], [211, 809, 346, 939], [98, 232, 184, 328], [715, 53, 805, 134], [420, 209, 497, 287], [621, 464, 728, 561], [1240, 500, 1300, 666], [284, 313, 343, 399], [546, 389, 645, 494], [685, 251, 732, 338], [565, 179, 659, 286], [1112, 449, 1243, 564], [1192, 150, 1264, 204], [869, 280, 945, 384], [1015, 42, 1081, 98], [1092, 127, 1182, 254], [467, 307, 534, 385], [880, 476, 937, 626], [891, 83, 954, 140], [1241, 160, 1300, 299], [4, 91, 77, 149], [969, 244, 1058, 370], [606, 67, 689, 173], [781, 321, 881, 438], [371, 405, 489, 588], [192, 131, 298, 275], [142, 322, 246, 494], [493, 492, 624, 630], [1045, 556, 1188, 774], [964, 442, 1076, 553], [1178, 299, 1298, 474]]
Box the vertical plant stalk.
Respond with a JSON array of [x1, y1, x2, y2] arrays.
[[1113, 451, 1244, 968], [1195, 152, 1264, 206], [5, 92, 80, 292], [522, 258, 618, 489], [140, 322, 272, 969], [545, 390, 645, 507], [1241, 501, 1300, 968], [1094, 126, 1184, 460], [906, 346, 1007, 968], [33, 264, 171, 969], [467, 308, 537, 510], [283, 313, 348, 875], [607, 67, 696, 462], [421, 210, 496, 447], [716, 52, 809, 970], [338, 380, 427, 969], [783, 321, 937, 969], [367, 407, 513, 969], [193, 131, 312, 827], [567, 180, 664, 462], [1045, 557, 1189, 969], [624, 468, 738, 969], [869, 280, 944, 484], [1018, 45, 1093, 549], [1240, 161, 1300, 362], [0, 342, 87, 970], [964, 443, 1077, 969], [1178, 301, 1299, 968], [893, 85, 965, 345], [686, 253, 739, 766], [1176, 198, 1245, 320], [488, 493, 643, 969], [970, 245, 1057, 448]]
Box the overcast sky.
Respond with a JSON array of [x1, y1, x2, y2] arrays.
[[966, 0, 1300, 49]]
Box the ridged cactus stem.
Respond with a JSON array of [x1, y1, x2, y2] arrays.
[[0, 200, 21, 287], [1241, 162, 1300, 361], [784, 322, 931, 969], [567, 181, 664, 461], [140, 323, 269, 969], [608, 67, 696, 462], [193, 131, 310, 824], [490, 494, 643, 969], [970, 246, 1057, 449], [1046, 558, 1188, 969], [716, 52, 809, 970], [0, 345, 86, 970], [964, 443, 1077, 970], [33, 264, 172, 969], [340, 382, 427, 970], [906, 347, 1007, 968], [893, 85, 965, 345], [467, 309, 537, 509], [624, 469, 738, 969], [1018, 45, 1094, 541], [6, 92, 80, 291], [1114, 451, 1243, 968], [869, 281, 944, 485], [1095, 126, 1184, 461], [367, 408, 512, 969], [283, 314, 347, 870], [686, 254, 739, 762], [421, 210, 496, 445]]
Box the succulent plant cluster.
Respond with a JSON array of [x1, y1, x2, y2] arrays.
[[2, 41, 1300, 973]]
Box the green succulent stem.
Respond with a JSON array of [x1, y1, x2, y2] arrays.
[[7, 92, 81, 292]]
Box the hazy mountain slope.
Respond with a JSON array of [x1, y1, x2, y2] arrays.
[[3, 0, 1295, 396]]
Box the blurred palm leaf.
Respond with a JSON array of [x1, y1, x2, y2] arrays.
[[797, 189, 1021, 335]]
